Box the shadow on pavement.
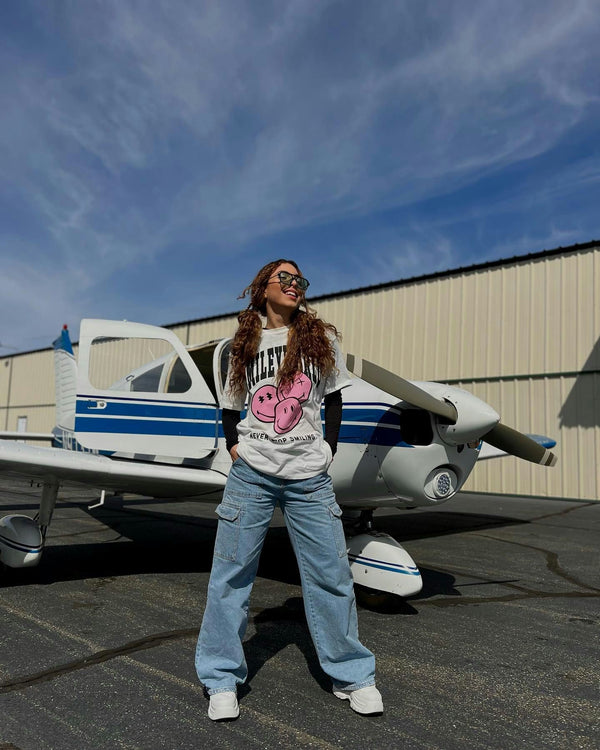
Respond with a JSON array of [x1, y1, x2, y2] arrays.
[[0, 502, 526, 595]]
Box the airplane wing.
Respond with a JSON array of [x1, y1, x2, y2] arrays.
[[0, 441, 227, 498]]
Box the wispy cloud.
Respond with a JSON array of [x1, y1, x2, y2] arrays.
[[0, 0, 599, 350]]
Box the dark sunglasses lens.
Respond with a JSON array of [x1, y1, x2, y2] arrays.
[[278, 272, 309, 290]]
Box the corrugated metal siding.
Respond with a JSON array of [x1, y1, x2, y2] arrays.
[[457, 376, 600, 499], [314, 247, 600, 500], [1, 244, 598, 499], [184, 318, 238, 347], [0, 359, 11, 424], [314, 249, 599, 382], [87, 336, 173, 389], [7, 350, 55, 407], [2, 405, 56, 445], [0, 348, 57, 435]]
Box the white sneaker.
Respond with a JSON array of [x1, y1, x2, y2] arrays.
[[208, 691, 239, 721], [333, 685, 383, 715]]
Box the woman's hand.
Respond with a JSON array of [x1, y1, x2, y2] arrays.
[[230, 444, 239, 462]]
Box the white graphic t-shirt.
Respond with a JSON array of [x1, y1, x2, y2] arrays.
[[221, 326, 352, 479]]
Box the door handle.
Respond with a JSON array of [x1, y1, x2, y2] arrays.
[[87, 400, 107, 410]]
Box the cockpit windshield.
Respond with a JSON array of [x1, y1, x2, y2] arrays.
[[182, 342, 220, 400]]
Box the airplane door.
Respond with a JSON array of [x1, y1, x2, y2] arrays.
[[75, 319, 219, 459]]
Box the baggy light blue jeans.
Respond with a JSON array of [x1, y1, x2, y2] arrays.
[[195, 458, 376, 695]]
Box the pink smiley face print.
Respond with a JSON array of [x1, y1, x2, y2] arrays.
[[274, 397, 302, 434], [277, 372, 311, 403], [251, 385, 278, 422]]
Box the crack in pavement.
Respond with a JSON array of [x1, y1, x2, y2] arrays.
[[418, 589, 600, 608], [0, 631, 348, 750], [415, 559, 600, 607], [529, 500, 598, 523], [472, 532, 600, 592], [0, 628, 198, 694]]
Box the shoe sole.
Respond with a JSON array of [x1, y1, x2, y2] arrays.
[[333, 690, 383, 716], [208, 708, 239, 721]]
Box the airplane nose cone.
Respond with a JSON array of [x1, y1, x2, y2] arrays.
[[436, 391, 499, 445]]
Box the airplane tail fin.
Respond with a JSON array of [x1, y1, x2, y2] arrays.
[[53, 325, 76, 431]]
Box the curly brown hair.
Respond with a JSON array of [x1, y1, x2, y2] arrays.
[[227, 259, 340, 397]]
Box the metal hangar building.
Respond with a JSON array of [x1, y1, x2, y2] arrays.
[[1, 240, 599, 501]]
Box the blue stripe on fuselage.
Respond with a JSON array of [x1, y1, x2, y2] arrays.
[[338, 407, 403, 424], [337, 424, 411, 446], [75, 417, 217, 437], [323, 402, 412, 447], [76, 399, 216, 421], [74, 399, 409, 446]]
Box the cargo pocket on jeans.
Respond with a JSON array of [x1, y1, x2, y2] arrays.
[[327, 502, 347, 558], [214, 502, 242, 561]]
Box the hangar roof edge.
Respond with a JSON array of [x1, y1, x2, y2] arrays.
[[301, 238, 600, 305], [165, 237, 600, 327], [2, 239, 599, 359]]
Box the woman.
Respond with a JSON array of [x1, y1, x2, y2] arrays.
[[196, 259, 382, 721]]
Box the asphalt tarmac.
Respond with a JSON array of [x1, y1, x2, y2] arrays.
[[0, 479, 598, 750]]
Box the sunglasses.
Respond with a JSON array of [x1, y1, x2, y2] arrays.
[[270, 271, 310, 291]]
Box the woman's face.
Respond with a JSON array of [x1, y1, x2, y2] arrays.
[[263, 262, 305, 314]]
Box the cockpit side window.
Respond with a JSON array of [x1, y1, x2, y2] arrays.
[[186, 343, 219, 401], [131, 364, 163, 392], [165, 357, 193, 394]]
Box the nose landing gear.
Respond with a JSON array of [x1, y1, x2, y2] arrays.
[[342, 509, 423, 601]]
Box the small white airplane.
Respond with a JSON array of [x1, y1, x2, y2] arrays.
[[0, 319, 557, 597]]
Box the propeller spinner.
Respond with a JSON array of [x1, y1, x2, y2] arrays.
[[346, 354, 557, 467]]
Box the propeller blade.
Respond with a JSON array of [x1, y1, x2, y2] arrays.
[[482, 423, 557, 466], [346, 353, 458, 423], [346, 353, 557, 466]]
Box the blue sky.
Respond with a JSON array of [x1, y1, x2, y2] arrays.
[[1, 0, 599, 352]]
